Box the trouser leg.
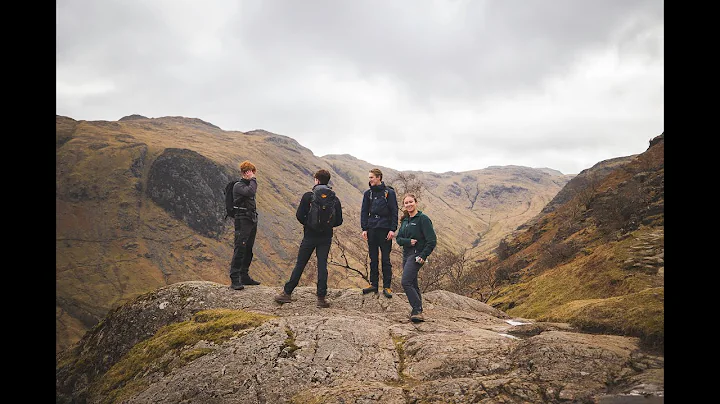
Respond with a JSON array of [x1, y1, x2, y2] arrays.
[[378, 232, 393, 289], [239, 222, 257, 275], [367, 229, 380, 287], [284, 237, 315, 295], [230, 217, 254, 283], [401, 253, 423, 314], [315, 239, 331, 297]]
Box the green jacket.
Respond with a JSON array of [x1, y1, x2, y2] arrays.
[[395, 211, 437, 260]]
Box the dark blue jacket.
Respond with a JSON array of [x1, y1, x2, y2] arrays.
[[360, 182, 398, 232]]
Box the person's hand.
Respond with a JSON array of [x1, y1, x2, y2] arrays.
[[244, 170, 255, 179], [362, 231, 368, 241], [410, 239, 417, 246], [386, 230, 395, 240]]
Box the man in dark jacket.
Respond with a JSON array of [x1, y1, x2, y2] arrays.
[[229, 160, 262, 290], [274, 169, 343, 308], [360, 168, 399, 298]]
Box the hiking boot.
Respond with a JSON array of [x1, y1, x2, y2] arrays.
[[382, 288, 393, 298], [230, 281, 244, 290], [362, 286, 378, 295], [410, 312, 425, 323], [240, 274, 261, 286], [274, 291, 292, 304], [316, 296, 330, 308]]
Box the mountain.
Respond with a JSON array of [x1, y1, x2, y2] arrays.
[[485, 133, 664, 352], [56, 115, 572, 354], [55, 281, 664, 403]]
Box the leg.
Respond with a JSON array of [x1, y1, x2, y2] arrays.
[[240, 222, 260, 285], [379, 232, 393, 289], [283, 237, 316, 295], [315, 239, 331, 297], [367, 229, 380, 288], [401, 254, 423, 314], [230, 217, 253, 288]]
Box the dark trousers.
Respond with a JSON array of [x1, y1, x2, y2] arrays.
[[230, 216, 257, 281], [283, 236, 331, 297], [367, 228, 393, 288], [401, 252, 423, 314]]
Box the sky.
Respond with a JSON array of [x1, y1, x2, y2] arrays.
[[56, 0, 663, 175]]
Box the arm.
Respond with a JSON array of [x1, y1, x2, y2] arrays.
[[334, 198, 343, 227], [296, 192, 311, 225], [388, 189, 399, 233], [395, 220, 409, 246], [360, 191, 369, 230], [234, 177, 257, 198], [418, 216, 437, 260]]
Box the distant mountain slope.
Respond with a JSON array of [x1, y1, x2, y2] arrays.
[[56, 114, 572, 354], [486, 133, 664, 351]]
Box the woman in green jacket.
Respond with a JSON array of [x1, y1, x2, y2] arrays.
[[395, 193, 437, 322]]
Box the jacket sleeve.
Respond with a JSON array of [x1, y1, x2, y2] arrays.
[[334, 198, 343, 227], [296, 192, 311, 225], [234, 177, 257, 198], [419, 215, 437, 260], [389, 189, 399, 232], [360, 191, 369, 230], [395, 219, 410, 246]]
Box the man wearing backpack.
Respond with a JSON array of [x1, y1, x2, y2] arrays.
[[274, 169, 343, 308], [360, 168, 399, 298], [228, 160, 262, 290]]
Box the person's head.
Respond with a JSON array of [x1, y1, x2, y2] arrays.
[[401, 193, 418, 219], [314, 169, 331, 185], [368, 168, 383, 186], [239, 160, 256, 174]]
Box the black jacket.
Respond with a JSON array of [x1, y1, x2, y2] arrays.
[[296, 184, 343, 238], [233, 177, 257, 211], [360, 182, 398, 232]]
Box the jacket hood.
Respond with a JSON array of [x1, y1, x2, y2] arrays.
[[313, 184, 332, 191]]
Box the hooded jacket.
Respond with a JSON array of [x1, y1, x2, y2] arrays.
[[395, 211, 437, 261], [360, 182, 398, 232]]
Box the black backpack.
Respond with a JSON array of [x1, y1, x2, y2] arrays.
[[224, 180, 238, 219], [306, 187, 338, 231], [371, 185, 393, 216]]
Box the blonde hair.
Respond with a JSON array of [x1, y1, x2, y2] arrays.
[[239, 160, 256, 173], [400, 193, 418, 221]]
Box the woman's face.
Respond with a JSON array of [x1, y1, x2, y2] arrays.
[[403, 196, 417, 213]]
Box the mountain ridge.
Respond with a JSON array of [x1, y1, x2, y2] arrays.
[[56, 114, 572, 354]]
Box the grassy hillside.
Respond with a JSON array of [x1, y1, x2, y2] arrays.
[[486, 134, 664, 351]]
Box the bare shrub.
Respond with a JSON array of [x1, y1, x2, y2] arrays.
[[536, 240, 580, 271]]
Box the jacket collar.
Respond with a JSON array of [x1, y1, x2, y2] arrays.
[[369, 181, 386, 192]]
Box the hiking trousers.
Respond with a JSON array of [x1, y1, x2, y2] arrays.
[[230, 216, 257, 282], [401, 251, 423, 314], [367, 228, 393, 289], [283, 235, 331, 297]]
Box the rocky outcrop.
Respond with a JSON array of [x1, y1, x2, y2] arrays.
[[56, 281, 664, 403], [146, 148, 233, 239]]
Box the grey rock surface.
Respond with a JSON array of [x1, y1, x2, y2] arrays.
[[56, 281, 664, 403]]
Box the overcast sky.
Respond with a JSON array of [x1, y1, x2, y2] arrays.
[[56, 0, 663, 175]]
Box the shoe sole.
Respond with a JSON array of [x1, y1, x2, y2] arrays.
[[410, 317, 424, 323]]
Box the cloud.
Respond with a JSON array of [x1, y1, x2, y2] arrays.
[[56, 0, 664, 175]]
